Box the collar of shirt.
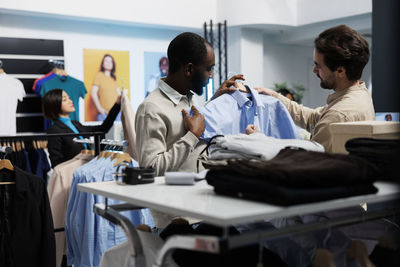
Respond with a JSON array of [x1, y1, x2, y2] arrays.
[[158, 78, 194, 105], [327, 81, 366, 104], [230, 85, 263, 108]]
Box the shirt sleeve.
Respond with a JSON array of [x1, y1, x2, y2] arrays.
[[135, 102, 200, 176], [16, 79, 26, 101], [79, 81, 87, 99], [274, 93, 324, 133], [312, 109, 348, 152], [92, 72, 102, 87]]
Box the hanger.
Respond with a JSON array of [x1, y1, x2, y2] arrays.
[[0, 160, 14, 172], [112, 152, 132, 167], [235, 81, 250, 93], [0, 68, 4, 74], [0, 146, 15, 184], [0, 159, 15, 184], [97, 150, 113, 159], [81, 149, 94, 156], [53, 67, 68, 77]]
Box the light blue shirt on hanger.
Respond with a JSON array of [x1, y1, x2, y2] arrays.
[[193, 86, 300, 140], [65, 156, 152, 267]]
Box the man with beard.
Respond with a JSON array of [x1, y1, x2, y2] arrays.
[[255, 25, 374, 152], [135, 32, 243, 177], [135, 32, 243, 230]]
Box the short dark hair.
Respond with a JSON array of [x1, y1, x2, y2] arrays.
[[314, 25, 370, 81], [167, 32, 209, 74], [42, 89, 63, 120], [277, 88, 294, 98]]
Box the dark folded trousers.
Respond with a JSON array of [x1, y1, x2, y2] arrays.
[[205, 148, 378, 206], [345, 137, 400, 182], [207, 170, 377, 206]]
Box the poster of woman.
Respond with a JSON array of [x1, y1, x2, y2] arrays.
[[83, 49, 130, 121], [144, 52, 168, 97]]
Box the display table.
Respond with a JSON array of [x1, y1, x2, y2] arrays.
[[78, 178, 400, 266]]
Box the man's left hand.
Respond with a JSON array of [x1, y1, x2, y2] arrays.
[[212, 74, 245, 100]]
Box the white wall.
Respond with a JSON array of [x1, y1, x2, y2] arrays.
[[0, 12, 193, 116], [227, 28, 264, 86], [1, 0, 372, 30], [217, 0, 297, 27], [0, 0, 217, 30], [297, 0, 372, 25], [217, 0, 371, 28], [262, 36, 328, 108]]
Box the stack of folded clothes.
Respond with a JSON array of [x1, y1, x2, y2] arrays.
[[205, 147, 379, 206]]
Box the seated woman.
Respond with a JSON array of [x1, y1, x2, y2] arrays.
[[42, 88, 121, 168]]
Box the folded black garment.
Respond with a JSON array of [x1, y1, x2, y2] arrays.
[[345, 138, 400, 182], [206, 170, 378, 206], [204, 147, 379, 189]]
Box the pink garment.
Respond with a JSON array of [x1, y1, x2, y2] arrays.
[[47, 153, 93, 267], [121, 92, 137, 161]]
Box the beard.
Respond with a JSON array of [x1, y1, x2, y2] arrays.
[[191, 70, 208, 95], [318, 74, 335, 89]]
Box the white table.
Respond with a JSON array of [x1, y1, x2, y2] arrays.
[[78, 177, 400, 266], [78, 178, 400, 227]]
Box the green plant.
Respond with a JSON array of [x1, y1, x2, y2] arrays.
[[273, 82, 307, 103]]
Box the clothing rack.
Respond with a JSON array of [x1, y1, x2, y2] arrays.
[[0, 132, 105, 156], [91, 189, 400, 266], [73, 138, 128, 153], [0, 146, 12, 155]]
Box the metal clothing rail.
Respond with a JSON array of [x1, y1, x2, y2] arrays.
[[94, 199, 400, 267], [73, 138, 128, 153], [0, 132, 105, 156]]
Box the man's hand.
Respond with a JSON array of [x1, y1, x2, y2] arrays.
[[212, 74, 245, 100], [254, 87, 278, 97], [245, 124, 259, 135], [181, 106, 205, 139]]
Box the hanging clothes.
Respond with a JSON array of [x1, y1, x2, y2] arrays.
[[0, 166, 56, 267], [0, 72, 26, 135], [47, 152, 94, 267], [120, 91, 137, 161], [32, 71, 58, 130], [193, 86, 299, 140], [40, 75, 87, 121], [32, 71, 57, 95], [65, 155, 152, 267], [5, 141, 51, 182]]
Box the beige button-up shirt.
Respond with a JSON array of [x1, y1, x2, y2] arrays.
[[135, 79, 207, 176], [274, 82, 375, 152], [135, 79, 207, 228]]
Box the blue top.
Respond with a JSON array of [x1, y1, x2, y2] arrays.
[[194, 86, 299, 140], [65, 157, 153, 267], [40, 75, 87, 121], [58, 117, 80, 133], [33, 72, 57, 94], [58, 117, 87, 149]]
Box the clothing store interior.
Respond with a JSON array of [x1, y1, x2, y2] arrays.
[[1, 0, 399, 267]]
